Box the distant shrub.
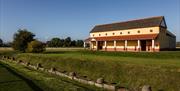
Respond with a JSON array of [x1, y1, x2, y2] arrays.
[[0, 38, 3, 47], [176, 42, 180, 47], [26, 40, 45, 53]]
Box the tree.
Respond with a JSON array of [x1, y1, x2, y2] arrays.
[[12, 29, 35, 52], [60, 39, 64, 47], [46, 37, 84, 47], [64, 37, 71, 47], [47, 38, 62, 47], [70, 40, 76, 47], [76, 40, 84, 47], [176, 42, 180, 47], [26, 40, 45, 53], [0, 38, 3, 47], [3, 42, 12, 47]]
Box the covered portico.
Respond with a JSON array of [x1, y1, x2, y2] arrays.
[[88, 34, 159, 52]]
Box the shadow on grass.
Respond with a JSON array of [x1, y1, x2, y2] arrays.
[[0, 80, 24, 84], [175, 48, 180, 51], [0, 62, 43, 91]]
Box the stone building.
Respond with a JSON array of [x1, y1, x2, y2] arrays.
[[85, 16, 176, 52]]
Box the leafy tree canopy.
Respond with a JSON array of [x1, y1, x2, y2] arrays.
[[0, 38, 3, 47], [47, 37, 84, 47], [48, 38, 62, 47], [64, 37, 71, 47], [12, 29, 35, 52]]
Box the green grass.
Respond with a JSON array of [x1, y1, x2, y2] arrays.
[[1, 48, 180, 91], [0, 62, 35, 91], [0, 61, 102, 91]]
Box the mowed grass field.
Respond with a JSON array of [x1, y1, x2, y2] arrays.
[[0, 61, 101, 91], [0, 48, 103, 91], [0, 62, 35, 91], [0, 47, 180, 91]]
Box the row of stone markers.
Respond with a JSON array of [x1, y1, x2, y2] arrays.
[[0, 56, 152, 91]]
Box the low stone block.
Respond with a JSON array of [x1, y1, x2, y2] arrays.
[[29, 65, 33, 68], [87, 80, 95, 86], [18, 60, 22, 64], [44, 69, 48, 72], [26, 62, 30, 66], [73, 77, 79, 81], [32, 65, 36, 69], [50, 67, 56, 72], [79, 79, 88, 84], [103, 84, 115, 91], [39, 68, 44, 71], [12, 57, 15, 61], [62, 70, 67, 73], [95, 83, 103, 88], [56, 71, 64, 76], [3, 56, 6, 59], [48, 69, 55, 74], [116, 87, 129, 91], [96, 78, 104, 84], [142, 85, 152, 91], [21, 62, 26, 66], [69, 72, 76, 77], [37, 63, 41, 67], [67, 76, 73, 79], [63, 74, 69, 78]]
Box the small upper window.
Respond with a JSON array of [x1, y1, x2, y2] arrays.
[[128, 31, 130, 34], [137, 30, 140, 33], [112, 33, 115, 35], [150, 29, 153, 32], [120, 32, 122, 34], [93, 34, 94, 37], [105, 33, 107, 36], [99, 34, 101, 36]]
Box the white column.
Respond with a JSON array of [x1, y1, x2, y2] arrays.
[[83, 42, 86, 48], [114, 40, 116, 51], [125, 40, 127, 51], [96, 41, 98, 50], [138, 40, 140, 51], [104, 41, 107, 50], [91, 41, 93, 50], [152, 39, 155, 51], [114, 40, 116, 48]]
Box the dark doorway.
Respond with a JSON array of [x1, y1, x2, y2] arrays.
[[141, 40, 146, 51], [98, 41, 103, 50]]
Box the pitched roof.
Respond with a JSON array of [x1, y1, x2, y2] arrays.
[[92, 34, 158, 41], [84, 37, 91, 42], [90, 16, 166, 33]]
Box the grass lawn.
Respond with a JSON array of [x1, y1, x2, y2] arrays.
[[0, 62, 35, 91], [0, 60, 102, 91], [0, 48, 180, 91]]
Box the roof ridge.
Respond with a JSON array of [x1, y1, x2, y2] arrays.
[[95, 16, 164, 27]]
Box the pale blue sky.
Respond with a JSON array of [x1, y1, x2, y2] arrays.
[[0, 0, 180, 42]]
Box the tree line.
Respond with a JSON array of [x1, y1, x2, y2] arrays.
[[46, 37, 84, 47], [0, 29, 84, 53], [0, 39, 12, 47]]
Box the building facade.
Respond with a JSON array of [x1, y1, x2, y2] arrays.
[[85, 16, 176, 52]]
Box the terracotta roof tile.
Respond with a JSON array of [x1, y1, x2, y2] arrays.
[[91, 34, 158, 41], [90, 16, 165, 33]]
